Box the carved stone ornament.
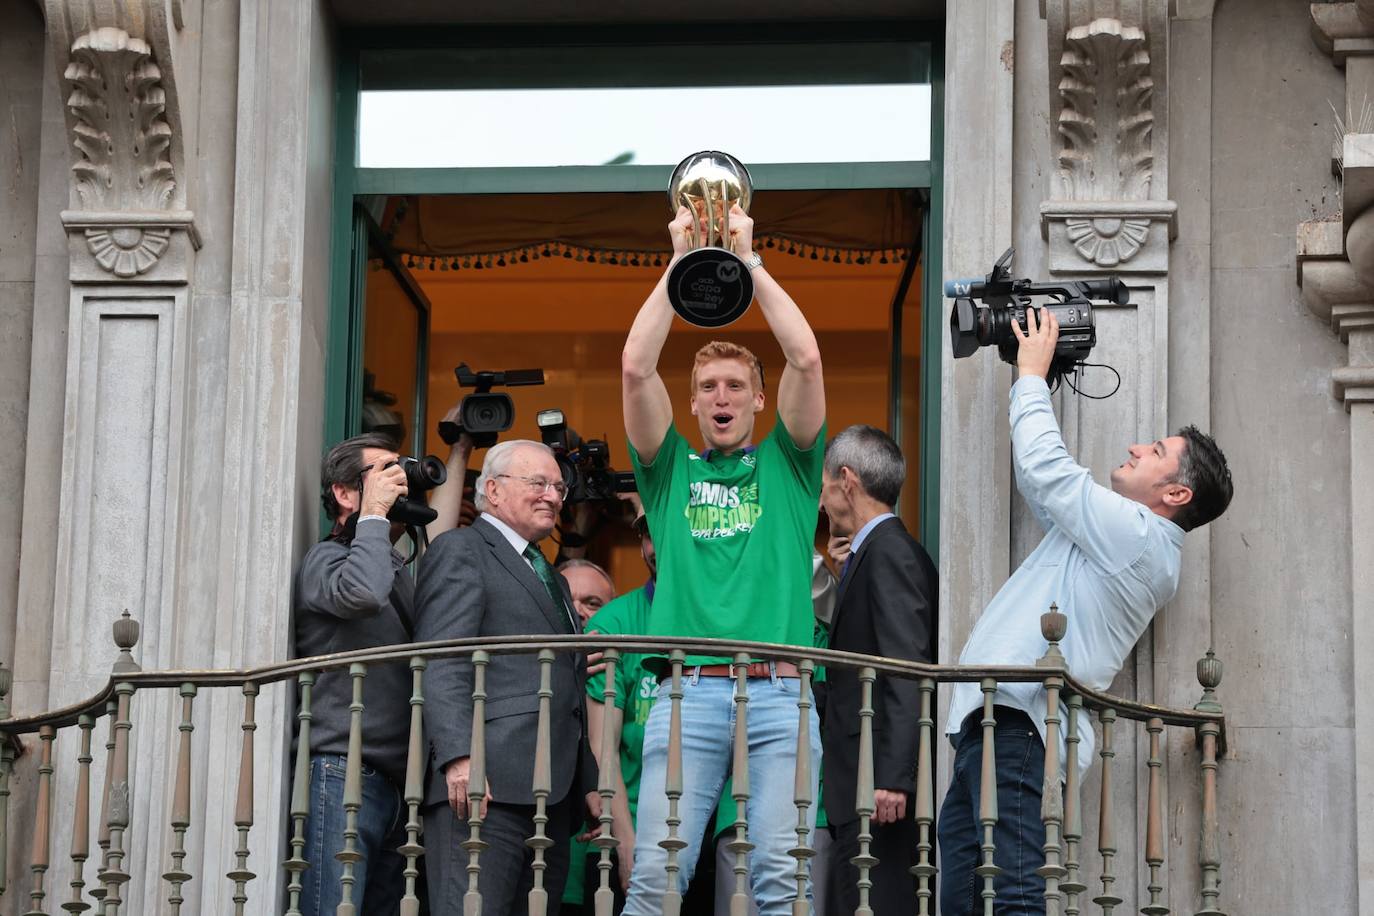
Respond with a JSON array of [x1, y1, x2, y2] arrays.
[[1064, 215, 1150, 267], [1039, 4, 1176, 274], [1055, 18, 1154, 202], [64, 27, 176, 212], [83, 225, 172, 278]]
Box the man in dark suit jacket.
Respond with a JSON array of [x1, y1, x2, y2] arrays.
[[415, 439, 599, 914], [817, 425, 937, 914]]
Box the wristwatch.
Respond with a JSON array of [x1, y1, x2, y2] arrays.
[[744, 252, 764, 272]]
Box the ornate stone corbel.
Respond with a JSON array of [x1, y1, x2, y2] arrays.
[[45, 1, 198, 283], [1040, 1, 1176, 273]]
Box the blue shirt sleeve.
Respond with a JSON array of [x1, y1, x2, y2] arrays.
[[1009, 376, 1151, 573]]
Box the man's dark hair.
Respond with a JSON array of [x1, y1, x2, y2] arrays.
[[320, 433, 398, 521], [1170, 425, 1233, 532], [824, 424, 906, 508]]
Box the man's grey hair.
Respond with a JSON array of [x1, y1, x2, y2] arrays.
[[474, 439, 556, 512], [556, 558, 616, 594], [823, 424, 906, 508]]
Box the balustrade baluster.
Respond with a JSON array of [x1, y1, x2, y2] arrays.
[[788, 659, 815, 916], [400, 657, 427, 916], [852, 666, 878, 916], [527, 650, 556, 916], [463, 651, 490, 916], [912, 677, 936, 915], [729, 653, 754, 916], [0, 663, 13, 900], [89, 699, 116, 907], [335, 664, 368, 915], [1062, 694, 1085, 916], [99, 611, 139, 916], [161, 685, 196, 915], [284, 672, 316, 916], [227, 683, 258, 916], [660, 650, 686, 916], [99, 681, 135, 915], [1141, 717, 1168, 916], [24, 725, 55, 916], [1093, 708, 1121, 915], [1194, 650, 1225, 916], [593, 649, 622, 916], [64, 714, 95, 914], [976, 678, 1001, 916], [1038, 605, 1068, 915]]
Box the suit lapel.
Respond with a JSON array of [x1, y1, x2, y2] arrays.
[[832, 516, 904, 635], [474, 518, 571, 634]]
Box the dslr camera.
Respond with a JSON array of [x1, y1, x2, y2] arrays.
[[384, 455, 447, 527], [438, 363, 545, 449], [536, 408, 637, 504], [946, 248, 1129, 384]]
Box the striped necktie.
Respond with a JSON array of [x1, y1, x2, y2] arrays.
[[523, 544, 574, 633]]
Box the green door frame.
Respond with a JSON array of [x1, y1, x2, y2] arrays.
[[326, 22, 944, 557]]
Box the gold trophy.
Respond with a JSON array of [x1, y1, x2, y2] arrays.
[[666, 151, 756, 328]]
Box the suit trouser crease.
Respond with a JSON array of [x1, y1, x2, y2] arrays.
[[424, 796, 574, 915]]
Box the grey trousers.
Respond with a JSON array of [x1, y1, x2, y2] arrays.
[[423, 798, 573, 916]]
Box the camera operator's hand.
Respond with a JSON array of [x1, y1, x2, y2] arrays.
[[360, 461, 408, 518], [669, 206, 696, 258], [727, 203, 754, 261], [1012, 306, 1059, 381]]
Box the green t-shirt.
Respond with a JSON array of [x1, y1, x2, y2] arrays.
[[564, 586, 661, 906], [585, 586, 659, 822], [629, 418, 825, 669]]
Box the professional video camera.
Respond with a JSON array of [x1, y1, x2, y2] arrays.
[[945, 248, 1129, 387], [438, 362, 546, 448], [384, 455, 448, 527], [536, 408, 637, 504]]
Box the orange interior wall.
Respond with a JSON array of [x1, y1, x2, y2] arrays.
[[362, 207, 921, 593]]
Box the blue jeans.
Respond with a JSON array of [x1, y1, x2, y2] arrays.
[[299, 754, 408, 916], [623, 669, 821, 916], [937, 708, 1048, 916]]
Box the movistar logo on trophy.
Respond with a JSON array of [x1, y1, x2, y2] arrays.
[[667, 151, 755, 328]]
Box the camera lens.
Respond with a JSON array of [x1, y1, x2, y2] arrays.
[[459, 392, 515, 434], [949, 298, 986, 359]]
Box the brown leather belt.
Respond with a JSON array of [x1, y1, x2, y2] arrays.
[[693, 661, 801, 679]]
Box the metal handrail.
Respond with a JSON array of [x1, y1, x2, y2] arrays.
[[0, 633, 1225, 735]]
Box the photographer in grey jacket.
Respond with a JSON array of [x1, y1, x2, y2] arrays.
[[294, 431, 464, 915]]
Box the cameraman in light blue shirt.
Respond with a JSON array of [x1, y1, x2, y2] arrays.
[[938, 308, 1234, 916]]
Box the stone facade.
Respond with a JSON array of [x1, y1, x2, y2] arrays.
[[0, 0, 1367, 912]]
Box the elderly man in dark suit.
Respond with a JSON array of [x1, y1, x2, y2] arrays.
[[415, 439, 599, 914], [817, 424, 937, 913]]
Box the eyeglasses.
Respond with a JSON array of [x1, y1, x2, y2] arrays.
[[496, 474, 568, 499]]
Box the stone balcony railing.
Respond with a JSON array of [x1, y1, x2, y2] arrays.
[[0, 607, 1225, 915]]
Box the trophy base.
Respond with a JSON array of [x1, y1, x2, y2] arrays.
[[667, 248, 754, 328]]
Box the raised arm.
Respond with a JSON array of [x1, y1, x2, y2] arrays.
[[728, 204, 825, 447], [424, 425, 475, 541], [622, 208, 696, 463], [1010, 310, 1148, 569]]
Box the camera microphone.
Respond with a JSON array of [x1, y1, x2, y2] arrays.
[[943, 277, 987, 298]]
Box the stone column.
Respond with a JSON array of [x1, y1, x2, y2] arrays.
[[25, 6, 208, 912], [1304, 7, 1374, 911], [1038, 2, 1182, 905]]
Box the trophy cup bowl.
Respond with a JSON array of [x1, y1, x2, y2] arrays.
[[666, 151, 755, 328]]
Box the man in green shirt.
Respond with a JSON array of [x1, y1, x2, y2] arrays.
[[620, 202, 826, 915]]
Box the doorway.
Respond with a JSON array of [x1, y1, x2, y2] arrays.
[[356, 187, 923, 589]]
